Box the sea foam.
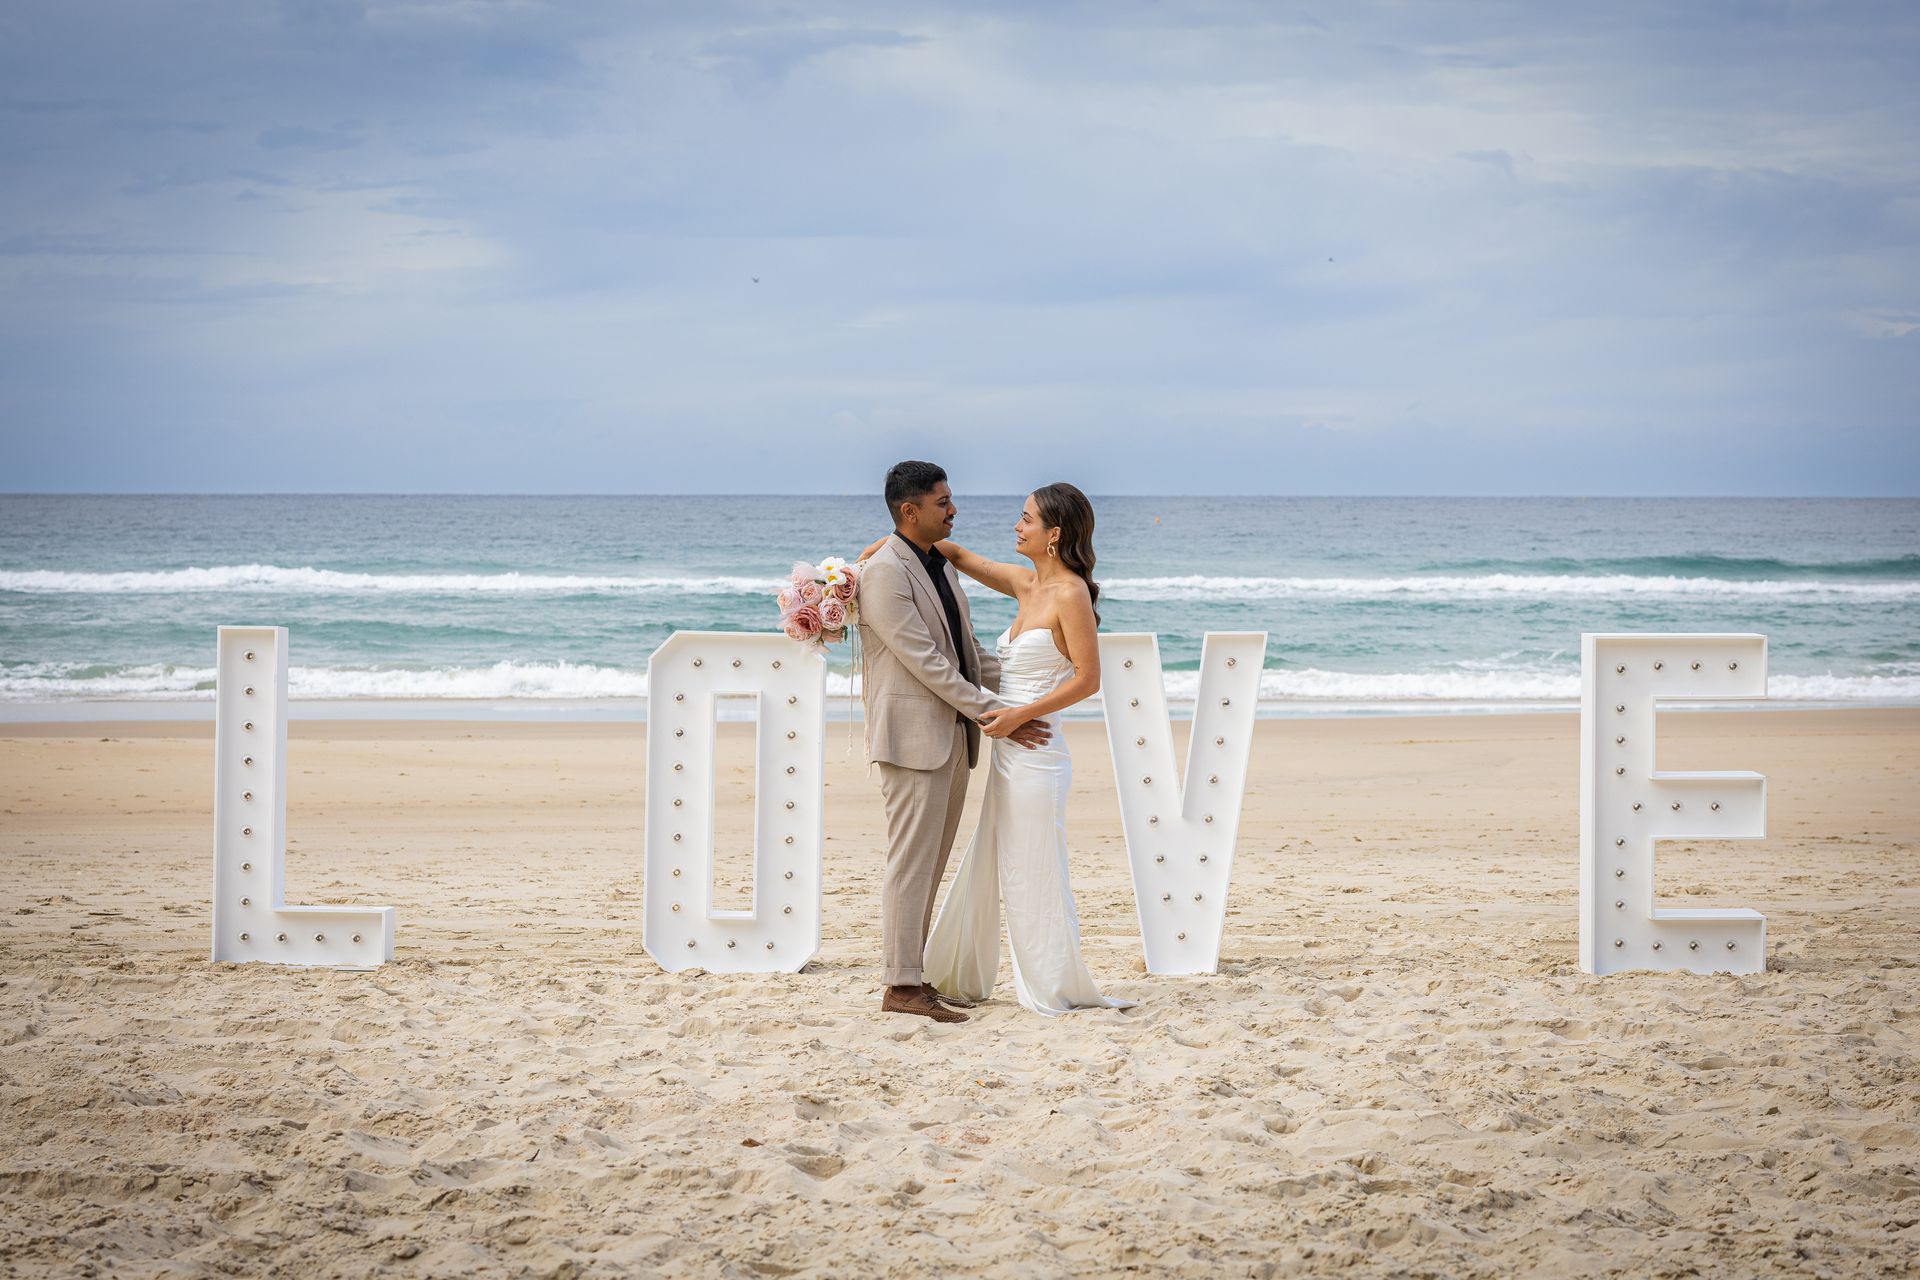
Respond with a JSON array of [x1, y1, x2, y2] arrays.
[[0, 565, 783, 596], [4, 564, 1917, 601], [1097, 573, 1920, 601], [4, 661, 1915, 703]]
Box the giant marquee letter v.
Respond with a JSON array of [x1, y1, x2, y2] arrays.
[[1099, 632, 1267, 975]]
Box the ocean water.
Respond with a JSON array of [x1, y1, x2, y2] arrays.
[[1, 495, 1916, 717]]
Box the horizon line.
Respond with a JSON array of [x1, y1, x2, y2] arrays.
[[5, 492, 1918, 501]]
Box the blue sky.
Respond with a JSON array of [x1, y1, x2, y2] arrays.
[[1, 1, 1915, 495]]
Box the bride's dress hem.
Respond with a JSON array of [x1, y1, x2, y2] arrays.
[[923, 626, 1138, 1018]]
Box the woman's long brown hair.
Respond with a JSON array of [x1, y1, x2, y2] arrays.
[[1031, 482, 1100, 625]]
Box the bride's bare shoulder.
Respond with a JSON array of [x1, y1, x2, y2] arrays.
[[1042, 574, 1093, 606]]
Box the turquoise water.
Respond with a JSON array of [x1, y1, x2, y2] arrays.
[[1, 495, 1915, 713]]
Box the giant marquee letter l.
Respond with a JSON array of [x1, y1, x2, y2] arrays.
[[1099, 632, 1267, 975], [211, 627, 396, 967], [1579, 633, 1768, 976]]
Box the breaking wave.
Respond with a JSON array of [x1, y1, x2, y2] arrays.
[[4, 661, 1915, 703], [4, 565, 1918, 601], [0, 565, 782, 596]]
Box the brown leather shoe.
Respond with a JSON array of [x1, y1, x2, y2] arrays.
[[923, 984, 976, 1010], [882, 985, 967, 1023]]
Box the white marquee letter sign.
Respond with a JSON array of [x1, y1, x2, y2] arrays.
[[212, 627, 396, 967], [644, 633, 824, 973], [1580, 633, 1768, 975], [1100, 632, 1267, 974]]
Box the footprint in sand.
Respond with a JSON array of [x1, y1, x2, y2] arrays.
[[783, 1145, 846, 1179]]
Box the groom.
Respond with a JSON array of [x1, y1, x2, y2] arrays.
[[858, 461, 1050, 1023]]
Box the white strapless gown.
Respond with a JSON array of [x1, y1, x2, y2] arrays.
[[924, 627, 1136, 1017]]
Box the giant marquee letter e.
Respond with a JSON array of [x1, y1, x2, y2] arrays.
[[1099, 632, 1267, 975], [1579, 633, 1767, 976], [644, 633, 825, 973], [212, 626, 396, 967]]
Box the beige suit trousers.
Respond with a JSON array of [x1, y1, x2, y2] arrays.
[[876, 719, 972, 987]]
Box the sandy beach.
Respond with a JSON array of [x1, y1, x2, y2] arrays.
[[2, 709, 1916, 1277]]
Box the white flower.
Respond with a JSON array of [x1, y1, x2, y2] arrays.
[[818, 556, 848, 587]]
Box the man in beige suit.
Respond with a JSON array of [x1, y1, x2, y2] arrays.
[[857, 461, 1050, 1022]]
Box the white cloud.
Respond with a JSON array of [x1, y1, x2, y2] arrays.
[[0, 1, 1914, 493]]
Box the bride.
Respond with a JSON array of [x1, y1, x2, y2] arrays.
[[862, 482, 1134, 1017]]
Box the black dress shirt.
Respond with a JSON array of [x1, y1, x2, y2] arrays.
[[895, 532, 971, 681]]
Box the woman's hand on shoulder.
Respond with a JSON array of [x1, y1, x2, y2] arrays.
[[854, 535, 890, 564]]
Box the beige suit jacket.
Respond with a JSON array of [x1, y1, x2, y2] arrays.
[[856, 536, 1003, 770]]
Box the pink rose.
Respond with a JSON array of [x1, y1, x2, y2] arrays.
[[776, 588, 796, 611], [797, 578, 825, 605], [819, 597, 846, 629], [786, 604, 822, 640], [830, 575, 855, 603]]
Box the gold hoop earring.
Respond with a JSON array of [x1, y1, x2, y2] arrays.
[[1048, 543, 1058, 558]]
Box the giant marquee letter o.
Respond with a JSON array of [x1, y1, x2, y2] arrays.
[[643, 632, 825, 973]]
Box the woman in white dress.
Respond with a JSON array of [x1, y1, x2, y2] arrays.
[[870, 483, 1133, 1016]]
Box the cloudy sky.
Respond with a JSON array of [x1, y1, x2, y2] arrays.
[[2, 1, 1915, 494]]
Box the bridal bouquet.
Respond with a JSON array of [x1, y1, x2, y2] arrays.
[[777, 556, 859, 647]]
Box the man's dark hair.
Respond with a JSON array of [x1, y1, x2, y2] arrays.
[[884, 461, 948, 523]]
